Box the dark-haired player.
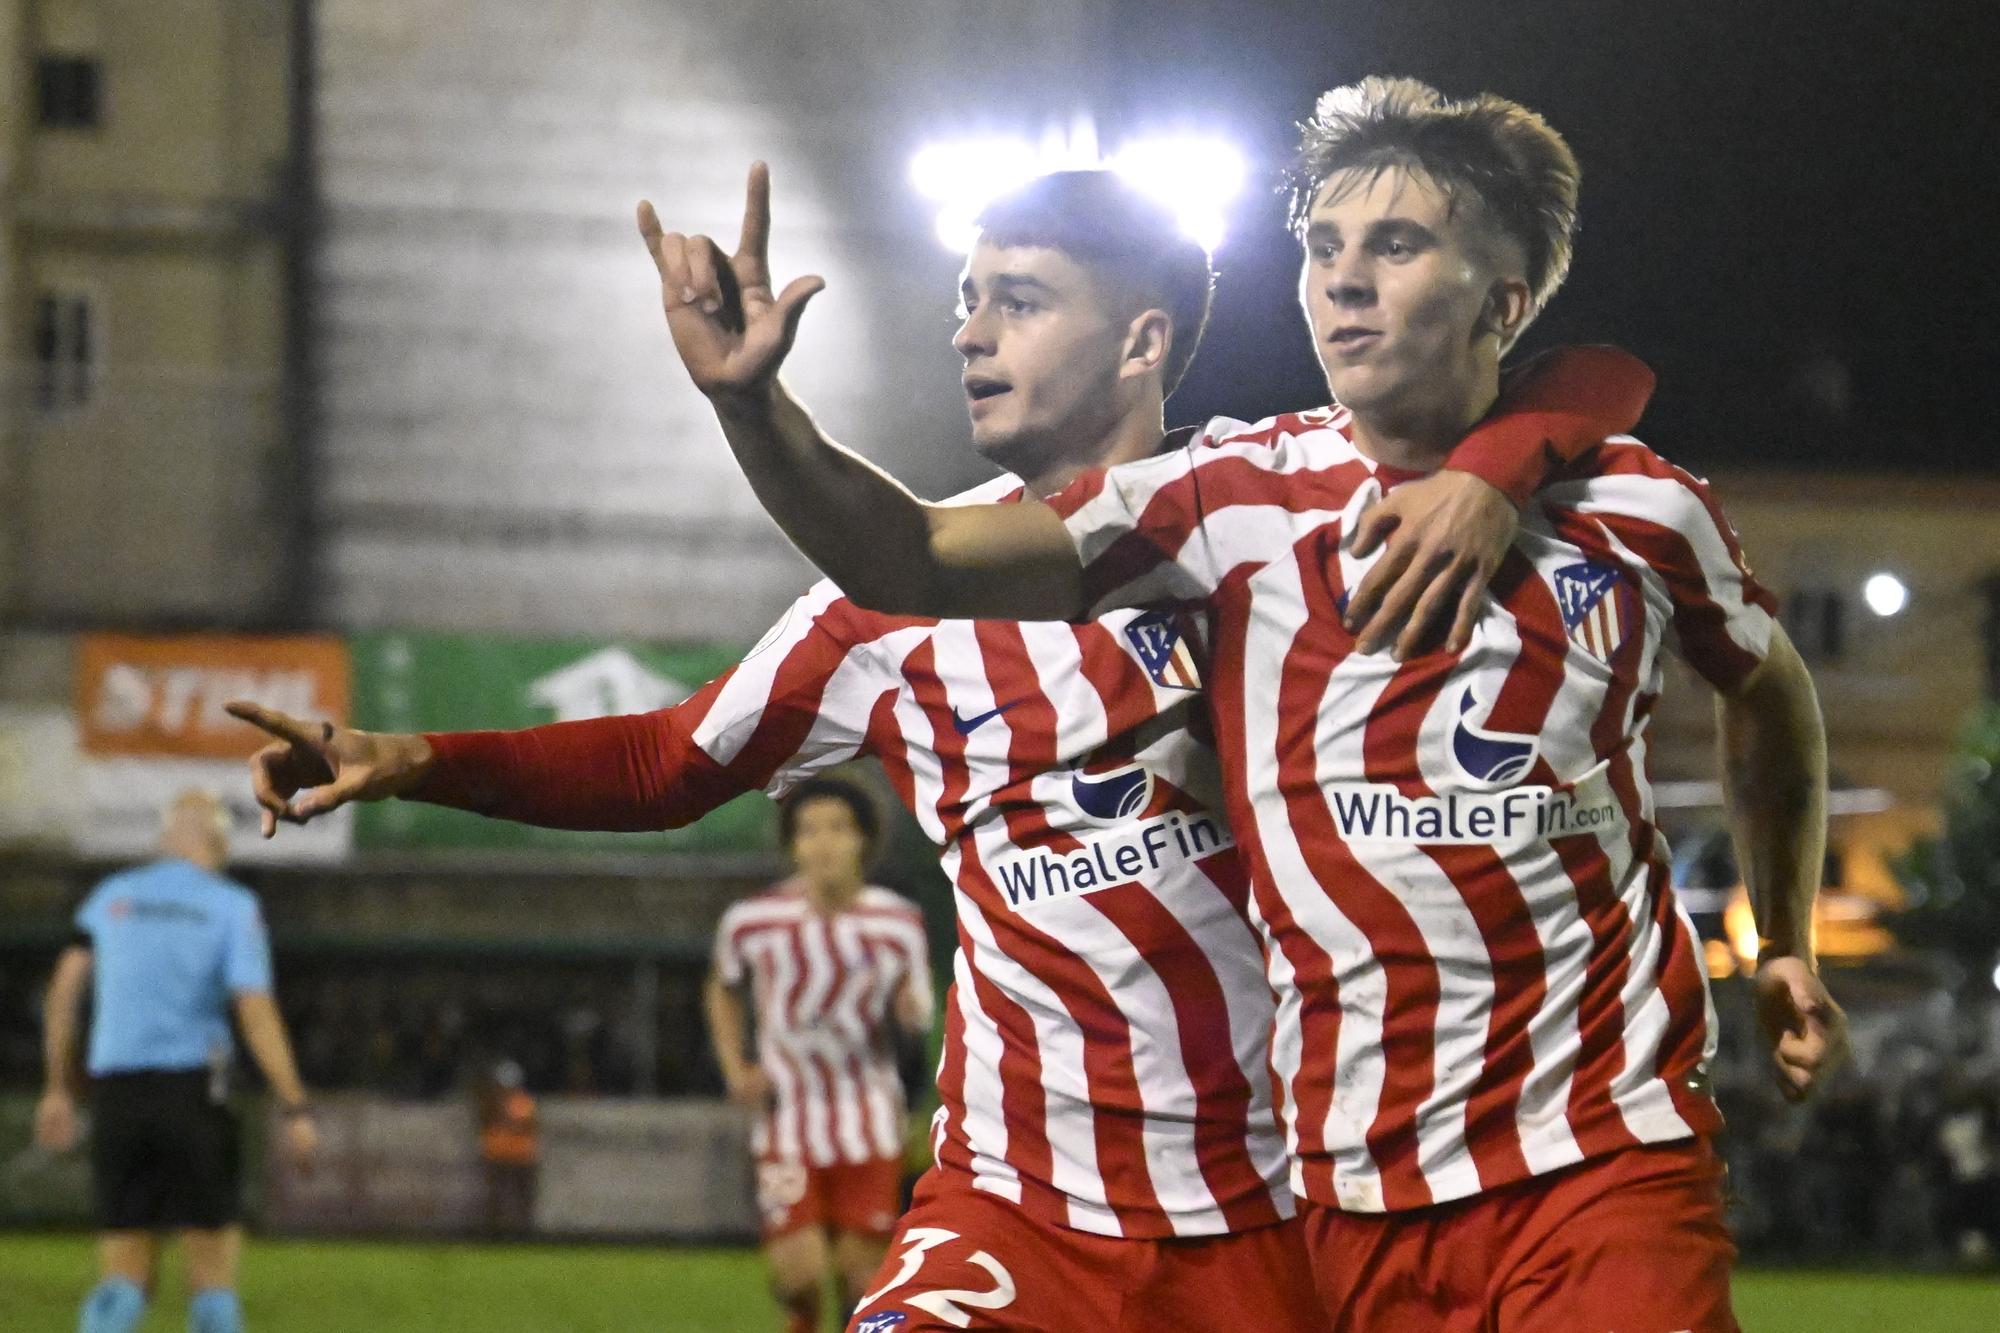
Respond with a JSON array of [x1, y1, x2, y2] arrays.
[[233, 164, 1646, 1330], [649, 81, 1849, 1330], [706, 775, 933, 1332]]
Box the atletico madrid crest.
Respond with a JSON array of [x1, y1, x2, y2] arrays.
[[1124, 611, 1202, 691], [1552, 562, 1632, 662]]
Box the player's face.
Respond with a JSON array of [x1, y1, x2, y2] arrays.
[[953, 242, 1139, 476], [1299, 167, 1527, 426], [789, 797, 868, 887]]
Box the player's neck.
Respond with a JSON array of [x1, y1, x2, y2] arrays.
[[161, 838, 225, 872], [801, 875, 863, 914], [1021, 405, 1166, 499], [1346, 363, 1501, 472]]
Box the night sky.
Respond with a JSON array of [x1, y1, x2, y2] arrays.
[[1107, 0, 1992, 475]]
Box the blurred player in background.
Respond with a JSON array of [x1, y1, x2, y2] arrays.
[[228, 167, 1645, 1329], [705, 776, 934, 1331], [35, 790, 318, 1333], [477, 1058, 540, 1234], [661, 79, 1852, 1331]]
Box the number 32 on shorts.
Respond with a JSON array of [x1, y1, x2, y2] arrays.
[[855, 1227, 1017, 1329]]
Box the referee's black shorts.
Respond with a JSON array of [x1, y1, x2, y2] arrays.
[[90, 1069, 242, 1230]]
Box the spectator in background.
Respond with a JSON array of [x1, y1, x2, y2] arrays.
[[1936, 1072, 2000, 1264], [478, 1059, 540, 1235], [35, 789, 318, 1333]]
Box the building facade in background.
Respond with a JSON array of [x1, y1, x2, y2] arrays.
[[1645, 473, 2000, 960], [0, 0, 304, 626], [311, 0, 1105, 640]]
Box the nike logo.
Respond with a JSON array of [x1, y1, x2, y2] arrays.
[[950, 702, 1018, 735]]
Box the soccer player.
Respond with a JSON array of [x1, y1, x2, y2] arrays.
[[705, 776, 934, 1332], [644, 85, 1852, 1330], [35, 790, 318, 1333], [228, 170, 1645, 1330]]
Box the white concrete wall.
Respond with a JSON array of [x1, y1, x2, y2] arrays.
[[316, 0, 1105, 640]]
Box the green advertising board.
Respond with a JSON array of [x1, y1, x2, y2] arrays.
[[350, 632, 777, 856]]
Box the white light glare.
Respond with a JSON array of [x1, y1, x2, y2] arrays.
[[1991, 958, 2000, 994], [1862, 572, 1908, 618], [1110, 136, 1248, 254], [909, 131, 1248, 254]]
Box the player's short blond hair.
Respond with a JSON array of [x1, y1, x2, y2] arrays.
[[1288, 76, 1580, 312]]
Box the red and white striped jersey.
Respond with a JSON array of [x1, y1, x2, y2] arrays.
[[680, 476, 1292, 1238], [715, 881, 932, 1166], [1047, 407, 1777, 1214]]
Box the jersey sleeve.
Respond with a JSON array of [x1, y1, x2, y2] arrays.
[[224, 895, 275, 994], [1554, 447, 1779, 692], [72, 885, 103, 944], [712, 905, 748, 986], [1443, 345, 1657, 506], [680, 581, 898, 799], [413, 583, 895, 827], [1043, 420, 1277, 617]]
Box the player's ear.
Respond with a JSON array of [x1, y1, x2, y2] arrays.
[[1121, 308, 1173, 383], [1479, 276, 1533, 346]]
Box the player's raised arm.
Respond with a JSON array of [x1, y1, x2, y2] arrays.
[[639, 164, 1085, 621]]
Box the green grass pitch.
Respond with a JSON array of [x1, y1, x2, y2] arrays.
[[0, 1233, 1994, 1330]]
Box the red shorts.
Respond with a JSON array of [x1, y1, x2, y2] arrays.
[[846, 1167, 1324, 1333], [1302, 1136, 1738, 1333], [757, 1154, 905, 1242]]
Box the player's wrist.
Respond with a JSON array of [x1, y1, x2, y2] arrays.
[[1756, 943, 1817, 972], [708, 377, 783, 419], [386, 731, 434, 795], [1440, 442, 1540, 510]]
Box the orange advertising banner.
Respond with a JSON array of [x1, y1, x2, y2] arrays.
[[76, 634, 350, 759]]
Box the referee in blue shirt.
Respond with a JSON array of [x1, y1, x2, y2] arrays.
[[36, 790, 318, 1333]]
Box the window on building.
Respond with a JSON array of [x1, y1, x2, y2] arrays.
[[32, 293, 98, 412], [1782, 588, 1847, 664], [35, 55, 102, 129]]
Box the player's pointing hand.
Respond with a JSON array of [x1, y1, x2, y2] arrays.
[[638, 162, 825, 400], [223, 700, 433, 837]]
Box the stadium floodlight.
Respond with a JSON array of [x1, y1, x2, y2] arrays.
[[1862, 572, 1908, 618], [1109, 135, 1249, 254], [909, 137, 1043, 252], [909, 128, 1247, 255]]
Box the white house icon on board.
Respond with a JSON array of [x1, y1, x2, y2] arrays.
[[526, 648, 691, 722]]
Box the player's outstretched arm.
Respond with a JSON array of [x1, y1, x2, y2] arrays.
[[1341, 345, 1657, 659], [227, 698, 760, 837], [1716, 624, 1850, 1101], [231, 582, 897, 839], [639, 164, 1084, 621]]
